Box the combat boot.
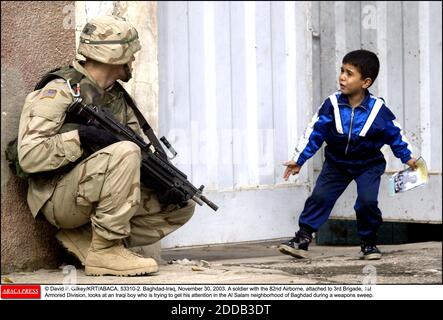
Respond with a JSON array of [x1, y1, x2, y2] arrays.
[[55, 224, 92, 265], [85, 229, 158, 276], [278, 228, 313, 259]]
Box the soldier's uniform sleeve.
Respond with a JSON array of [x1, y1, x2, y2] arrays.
[[18, 79, 83, 173]]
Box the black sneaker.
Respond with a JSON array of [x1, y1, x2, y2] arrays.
[[278, 229, 312, 259], [359, 243, 382, 260]]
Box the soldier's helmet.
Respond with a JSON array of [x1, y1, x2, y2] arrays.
[[78, 15, 141, 65]]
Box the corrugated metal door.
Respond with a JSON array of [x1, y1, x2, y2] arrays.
[[158, 1, 315, 246], [158, 1, 441, 247]]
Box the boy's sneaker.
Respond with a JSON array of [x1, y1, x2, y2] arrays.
[[278, 229, 312, 259], [359, 242, 382, 260]]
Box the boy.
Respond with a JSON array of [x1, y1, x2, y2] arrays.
[[279, 49, 416, 260]]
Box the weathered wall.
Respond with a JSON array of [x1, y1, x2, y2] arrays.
[[1, 1, 76, 273], [157, 1, 441, 248]]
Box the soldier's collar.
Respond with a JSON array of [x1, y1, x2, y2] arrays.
[[105, 83, 115, 91]]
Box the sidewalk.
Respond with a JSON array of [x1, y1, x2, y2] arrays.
[[2, 240, 441, 284]]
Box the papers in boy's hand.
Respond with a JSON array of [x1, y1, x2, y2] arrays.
[[388, 157, 429, 196]]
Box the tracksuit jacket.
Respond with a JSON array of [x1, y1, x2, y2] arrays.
[[293, 90, 413, 242]]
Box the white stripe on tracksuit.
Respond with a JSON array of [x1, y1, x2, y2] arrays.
[[292, 112, 320, 163], [392, 120, 414, 155], [328, 93, 343, 134], [359, 98, 384, 137]]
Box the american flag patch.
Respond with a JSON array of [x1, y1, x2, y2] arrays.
[[40, 89, 57, 99]]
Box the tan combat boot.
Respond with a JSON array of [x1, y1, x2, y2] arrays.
[[55, 224, 92, 265], [85, 229, 158, 276]]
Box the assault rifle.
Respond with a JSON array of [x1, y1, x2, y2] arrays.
[[67, 97, 218, 211]]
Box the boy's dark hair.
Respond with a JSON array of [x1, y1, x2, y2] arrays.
[[342, 49, 380, 86]]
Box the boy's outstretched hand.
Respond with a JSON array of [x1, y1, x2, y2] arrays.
[[406, 157, 417, 170], [283, 160, 301, 181]]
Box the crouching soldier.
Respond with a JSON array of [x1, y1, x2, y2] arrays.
[[17, 15, 195, 276]]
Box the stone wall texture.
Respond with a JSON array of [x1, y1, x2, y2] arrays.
[[1, 1, 76, 273]]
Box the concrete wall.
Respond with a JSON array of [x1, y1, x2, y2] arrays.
[[1, 1, 76, 273]]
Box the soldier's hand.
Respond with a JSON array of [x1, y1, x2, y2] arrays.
[[78, 125, 120, 151], [283, 160, 301, 181]]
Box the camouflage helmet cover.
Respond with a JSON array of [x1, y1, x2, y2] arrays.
[[78, 15, 141, 65]]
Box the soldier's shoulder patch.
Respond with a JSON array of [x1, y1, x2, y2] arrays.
[[40, 89, 58, 99]]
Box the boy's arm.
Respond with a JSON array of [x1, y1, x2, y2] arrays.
[[292, 101, 334, 167], [382, 108, 414, 164]]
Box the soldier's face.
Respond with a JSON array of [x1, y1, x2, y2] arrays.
[[119, 56, 135, 82]]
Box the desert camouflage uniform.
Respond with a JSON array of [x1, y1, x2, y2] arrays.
[[17, 50, 194, 249]]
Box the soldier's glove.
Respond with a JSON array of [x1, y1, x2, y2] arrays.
[[78, 125, 120, 151], [157, 187, 188, 207]]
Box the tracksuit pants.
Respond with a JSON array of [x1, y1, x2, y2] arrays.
[[298, 159, 386, 243]]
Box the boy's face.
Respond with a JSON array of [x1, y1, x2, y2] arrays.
[[339, 63, 372, 96]]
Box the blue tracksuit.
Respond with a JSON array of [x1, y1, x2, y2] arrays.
[[293, 90, 413, 242]]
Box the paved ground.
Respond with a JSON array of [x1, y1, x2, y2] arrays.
[[2, 240, 441, 284]]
